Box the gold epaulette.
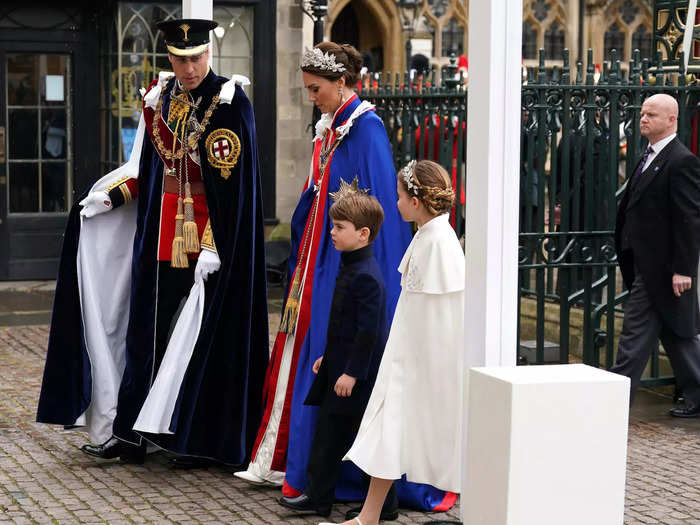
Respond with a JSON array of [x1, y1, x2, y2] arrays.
[[200, 219, 217, 252]]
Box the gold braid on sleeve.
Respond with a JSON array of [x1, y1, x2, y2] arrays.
[[106, 176, 131, 192], [106, 176, 134, 204], [200, 219, 217, 253]]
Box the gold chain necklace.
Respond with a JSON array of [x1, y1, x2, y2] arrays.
[[152, 87, 220, 162]]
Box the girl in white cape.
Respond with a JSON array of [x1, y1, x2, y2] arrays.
[[322, 160, 465, 525]]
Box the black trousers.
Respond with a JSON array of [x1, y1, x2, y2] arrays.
[[305, 399, 398, 510], [154, 262, 195, 374], [611, 272, 700, 406]]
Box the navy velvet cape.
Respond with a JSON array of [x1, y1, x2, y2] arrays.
[[37, 72, 269, 465]]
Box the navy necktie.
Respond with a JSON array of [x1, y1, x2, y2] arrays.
[[631, 145, 654, 190]]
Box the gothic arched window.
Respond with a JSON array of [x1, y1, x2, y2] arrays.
[[604, 23, 626, 61], [544, 20, 564, 60], [523, 21, 538, 60], [631, 24, 653, 60], [442, 18, 464, 56]]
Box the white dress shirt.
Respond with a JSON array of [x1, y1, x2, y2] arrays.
[[643, 132, 676, 171]]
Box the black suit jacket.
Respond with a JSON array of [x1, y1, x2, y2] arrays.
[[304, 245, 388, 414], [615, 136, 700, 337]]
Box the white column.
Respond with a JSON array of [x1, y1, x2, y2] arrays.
[[465, 0, 522, 367], [462, 0, 522, 515], [182, 0, 214, 64], [182, 0, 212, 19]]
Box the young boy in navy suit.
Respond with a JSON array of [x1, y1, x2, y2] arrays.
[[279, 184, 398, 520]]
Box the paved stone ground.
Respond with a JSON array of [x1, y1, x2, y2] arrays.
[[1, 325, 700, 524], [0, 325, 460, 524]]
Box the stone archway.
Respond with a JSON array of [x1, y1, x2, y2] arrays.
[[327, 0, 403, 72], [331, 3, 360, 50]]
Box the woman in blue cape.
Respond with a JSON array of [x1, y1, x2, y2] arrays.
[[234, 42, 457, 514]]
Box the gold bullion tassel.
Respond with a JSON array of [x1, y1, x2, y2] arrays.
[[183, 182, 200, 253], [280, 273, 301, 334], [171, 196, 189, 268]]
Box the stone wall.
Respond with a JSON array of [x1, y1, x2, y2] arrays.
[[275, 0, 314, 223]]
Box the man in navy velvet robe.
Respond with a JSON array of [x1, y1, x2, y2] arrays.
[[36, 19, 268, 466]]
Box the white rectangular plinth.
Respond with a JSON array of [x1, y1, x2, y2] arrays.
[[463, 364, 630, 525]]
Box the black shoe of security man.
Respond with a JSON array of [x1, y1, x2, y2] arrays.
[[669, 402, 700, 418], [278, 493, 332, 517], [80, 436, 145, 464]]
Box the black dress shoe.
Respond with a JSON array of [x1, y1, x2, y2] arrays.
[[119, 444, 146, 464], [278, 494, 331, 517], [669, 403, 700, 418], [169, 456, 217, 469], [80, 437, 124, 459], [345, 505, 399, 521]]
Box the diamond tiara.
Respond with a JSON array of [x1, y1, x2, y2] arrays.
[[301, 47, 347, 73], [400, 160, 418, 195]]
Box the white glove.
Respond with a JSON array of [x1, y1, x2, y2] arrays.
[[79, 191, 112, 218], [194, 249, 221, 282]]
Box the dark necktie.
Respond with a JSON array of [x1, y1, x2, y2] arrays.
[[630, 145, 654, 191]]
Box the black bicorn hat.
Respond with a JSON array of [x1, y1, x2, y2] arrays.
[[156, 18, 218, 56]]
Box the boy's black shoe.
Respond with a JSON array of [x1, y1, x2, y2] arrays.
[[345, 505, 399, 521], [278, 494, 331, 517]]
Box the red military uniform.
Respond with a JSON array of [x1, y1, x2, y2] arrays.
[[107, 80, 212, 261]]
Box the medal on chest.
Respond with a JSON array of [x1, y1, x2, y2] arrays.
[[206, 129, 241, 179]]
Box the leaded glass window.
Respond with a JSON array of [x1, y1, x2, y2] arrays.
[[544, 20, 564, 60], [523, 21, 538, 60], [605, 23, 626, 61], [441, 18, 464, 56], [632, 24, 652, 59], [212, 6, 254, 96], [6, 53, 72, 214]]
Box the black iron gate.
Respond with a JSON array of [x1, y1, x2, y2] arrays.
[[360, 48, 700, 386]]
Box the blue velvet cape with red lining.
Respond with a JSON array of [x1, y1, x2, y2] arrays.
[[37, 70, 269, 465], [284, 95, 456, 510]]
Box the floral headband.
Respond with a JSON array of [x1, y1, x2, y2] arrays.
[[301, 47, 346, 73], [400, 160, 418, 196]]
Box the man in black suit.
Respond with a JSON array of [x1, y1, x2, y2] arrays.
[[612, 93, 700, 417]]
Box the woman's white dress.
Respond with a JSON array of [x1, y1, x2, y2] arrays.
[[345, 213, 465, 493]]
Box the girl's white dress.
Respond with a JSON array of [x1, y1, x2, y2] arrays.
[[345, 213, 465, 493]]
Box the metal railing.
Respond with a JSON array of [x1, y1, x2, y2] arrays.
[[359, 57, 467, 237], [361, 48, 700, 386]]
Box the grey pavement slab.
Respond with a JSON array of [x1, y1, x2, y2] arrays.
[[1, 323, 699, 524], [0, 283, 55, 327], [0, 325, 460, 524]]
